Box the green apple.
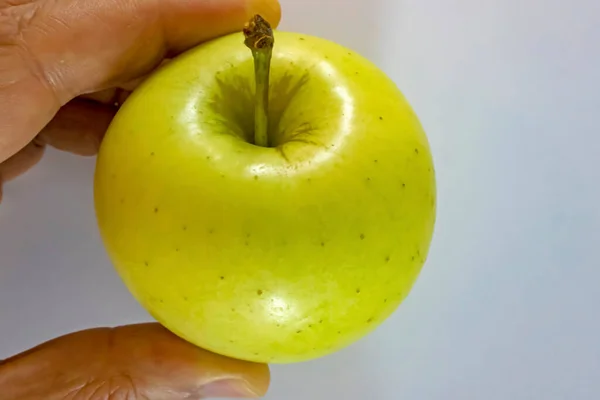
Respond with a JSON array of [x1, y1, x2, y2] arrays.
[[94, 15, 436, 364]]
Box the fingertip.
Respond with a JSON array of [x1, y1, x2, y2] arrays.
[[130, 323, 271, 398], [191, 349, 271, 398], [0, 139, 46, 183], [198, 374, 269, 398], [247, 362, 271, 398], [247, 0, 282, 28], [157, 0, 283, 57]]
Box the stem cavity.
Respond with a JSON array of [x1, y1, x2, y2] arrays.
[[243, 15, 274, 147]]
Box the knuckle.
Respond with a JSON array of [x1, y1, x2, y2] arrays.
[[0, 1, 40, 45], [0, 2, 39, 87], [0, 0, 62, 103]]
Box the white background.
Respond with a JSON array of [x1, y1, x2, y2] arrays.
[[1, 0, 599, 399]]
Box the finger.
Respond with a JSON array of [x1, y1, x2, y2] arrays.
[[0, 323, 269, 399], [80, 59, 172, 105], [38, 99, 117, 156], [0, 139, 46, 184], [0, 139, 45, 204], [0, 0, 281, 163]]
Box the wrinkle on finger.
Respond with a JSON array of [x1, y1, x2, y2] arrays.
[[63, 374, 142, 400]]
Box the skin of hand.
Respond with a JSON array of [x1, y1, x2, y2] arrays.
[[0, 0, 281, 398]]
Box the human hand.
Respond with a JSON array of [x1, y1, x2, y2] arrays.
[[0, 0, 281, 398]]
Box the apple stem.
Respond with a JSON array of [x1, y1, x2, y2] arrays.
[[243, 15, 274, 147]]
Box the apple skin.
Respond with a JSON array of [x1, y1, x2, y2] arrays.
[[93, 29, 436, 364]]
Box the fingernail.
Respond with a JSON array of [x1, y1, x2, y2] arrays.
[[247, 0, 282, 27], [199, 378, 260, 398]]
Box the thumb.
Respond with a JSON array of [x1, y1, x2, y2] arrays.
[[0, 323, 269, 399], [0, 0, 281, 163]]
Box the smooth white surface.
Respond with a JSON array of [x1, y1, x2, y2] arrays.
[[1, 0, 599, 399]]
